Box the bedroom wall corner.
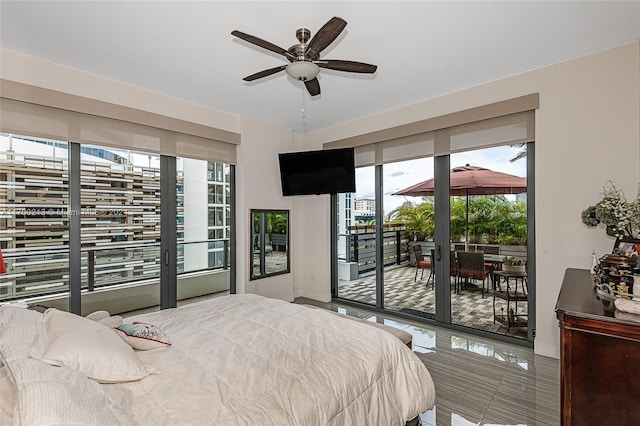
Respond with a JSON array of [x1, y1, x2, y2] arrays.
[[235, 116, 295, 301], [290, 193, 332, 303], [290, 133, 332, 303]]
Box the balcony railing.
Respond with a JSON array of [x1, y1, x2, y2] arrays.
[[339, 224, 408, 274], [0, 239, 230, 302], [338, 224, 527, 278]]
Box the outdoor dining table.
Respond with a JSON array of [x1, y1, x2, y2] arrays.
[[483, 254, 505, 264]]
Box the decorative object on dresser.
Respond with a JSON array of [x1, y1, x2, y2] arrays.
[[593, 237, 640, 301]]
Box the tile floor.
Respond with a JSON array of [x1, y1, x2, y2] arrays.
[[295, 297, 560, 426]]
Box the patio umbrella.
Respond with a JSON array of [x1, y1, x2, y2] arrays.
[[393, 165, 527, 250]]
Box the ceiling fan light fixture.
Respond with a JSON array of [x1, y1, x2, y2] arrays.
[[286, 61, 320, 81]]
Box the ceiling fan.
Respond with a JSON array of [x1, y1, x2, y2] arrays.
[[231, 17, 377, 96]]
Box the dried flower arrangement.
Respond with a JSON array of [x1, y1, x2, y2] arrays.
[[581, 181, 640, 239]]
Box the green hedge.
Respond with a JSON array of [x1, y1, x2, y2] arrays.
[[387, 195, 527, 245]]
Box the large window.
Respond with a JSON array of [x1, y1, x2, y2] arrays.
[[0, 133, 233, 314], [80, 145, 162, 314], [330, 97, 536, 345]]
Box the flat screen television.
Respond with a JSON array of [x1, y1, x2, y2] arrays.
[[278, 147, 356, 196]]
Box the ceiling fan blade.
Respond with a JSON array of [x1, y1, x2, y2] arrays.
[[231, 30, 296, 60], [306, 17, 347, 59], [304, 78, 321, 96], [242, 65, 287, 81], [318, 60, 377, 73]]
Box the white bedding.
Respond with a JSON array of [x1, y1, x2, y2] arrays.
[[1, 294, 435, 425]]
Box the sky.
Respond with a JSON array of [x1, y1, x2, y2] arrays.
[[354, 145, 527, 216]]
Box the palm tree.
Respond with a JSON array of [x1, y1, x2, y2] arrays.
[[388, 200, 434, 241], [509, 143, 527, 162]]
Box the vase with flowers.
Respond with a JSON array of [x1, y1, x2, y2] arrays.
[[581, 181, 640, 239]]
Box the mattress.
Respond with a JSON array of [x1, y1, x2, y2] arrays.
[[0, 293, 435, 425]]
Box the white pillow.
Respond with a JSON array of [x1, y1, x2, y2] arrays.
[[85, 310, 110, 322], [115, 322, 171, 350], [0, 363, 16, 425], [85, 310, 123, 328], [0, 306, 42, 345], [1, 343, 137, 425], [29, 308, 152, 383]]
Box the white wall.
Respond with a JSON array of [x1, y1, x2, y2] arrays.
[[235, 116, 295, 300], [300, 41, 640, 358]]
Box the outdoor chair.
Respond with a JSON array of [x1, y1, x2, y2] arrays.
[[474, 249, 497, 271], [456, 250, 491, 298], [450, 250, 461, 293], [428, 249, 436, 289], [413, 245, 433, 286]]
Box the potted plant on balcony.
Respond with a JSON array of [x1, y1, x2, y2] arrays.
[[503, 256, 526, 273]]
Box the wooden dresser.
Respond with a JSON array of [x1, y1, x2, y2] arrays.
[[556, 268, 640, 425]]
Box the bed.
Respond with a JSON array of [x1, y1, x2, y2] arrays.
[[0, 293, 435, 425]]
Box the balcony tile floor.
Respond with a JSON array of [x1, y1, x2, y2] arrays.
[[338, 264, 529, 340]]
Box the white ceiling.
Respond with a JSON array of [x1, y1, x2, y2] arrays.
[[1, 1, 640, 133]]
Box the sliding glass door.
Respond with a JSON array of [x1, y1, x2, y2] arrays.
[[383, 157, 435, 319], [176, 158, 231, 303], [335, 165, 377, 306], [449, 146, 529, 339], [331, 109, 535, 345]]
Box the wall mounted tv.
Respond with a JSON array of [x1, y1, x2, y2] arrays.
[[278, 147, 356, 196]]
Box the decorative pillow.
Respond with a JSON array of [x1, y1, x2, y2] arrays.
[[29, 308, 152, 383], [115, 322, 171, 351]]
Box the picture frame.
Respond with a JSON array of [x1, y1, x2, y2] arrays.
[[613, 237, 640, 268]]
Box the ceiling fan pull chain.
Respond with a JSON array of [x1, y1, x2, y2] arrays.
[[301, 89, 306, 119]]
